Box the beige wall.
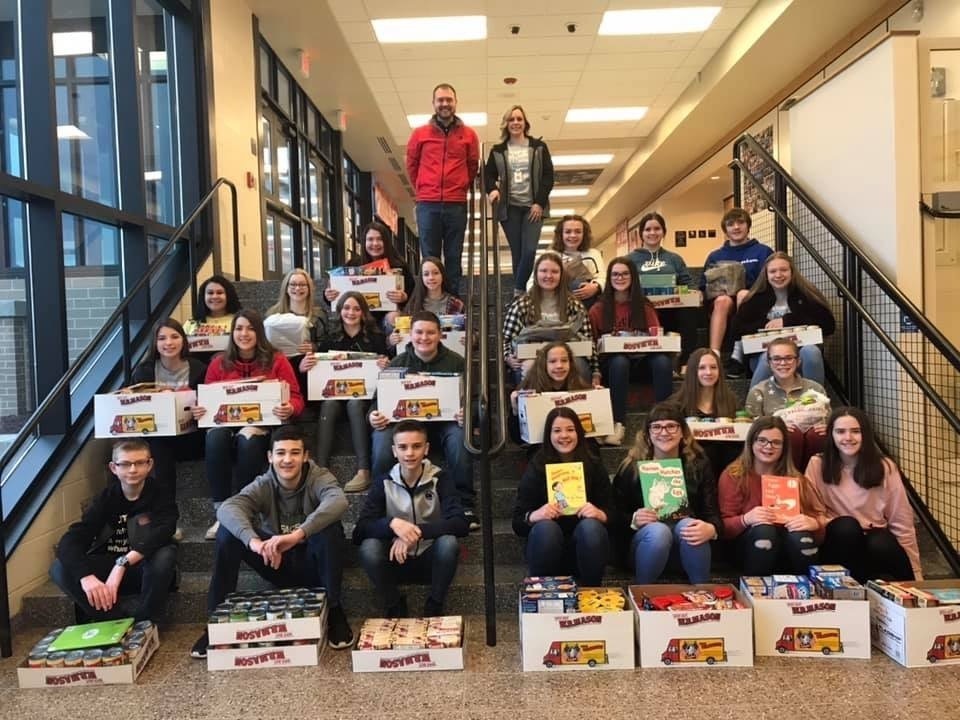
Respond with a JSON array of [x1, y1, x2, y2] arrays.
[[6, 441, 113, 616]]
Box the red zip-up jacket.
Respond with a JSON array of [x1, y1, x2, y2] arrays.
[[204, 351, 305, 418], [406, 116, 480, 203]]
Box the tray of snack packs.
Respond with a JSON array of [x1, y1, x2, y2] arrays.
[[867, 578, 960, 666], [629, 585, 754, 667], [18, 619, 159, 688], [520, 577, 634, 671], [740, 566, 870, 658], [352, 616, 464, 672], [206, 587, 328, 670]]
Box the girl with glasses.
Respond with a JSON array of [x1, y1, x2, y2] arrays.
[[805, 407, 921, 581], [745, 337, 829, 470], [265, 268, 327, 396], [731, 251, 835, 388], [611, 403, 720, 583], [589, 257, 673, 445], [718, 416, 826, 575]]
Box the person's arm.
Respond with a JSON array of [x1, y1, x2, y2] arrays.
[[512, 457, 547, 537], [56, 488, 113, 577], [692, 457, 722, 538], [537, 142, 555, 206], [784, 293, 836, 337], [405, 130, 421, 189], [187, 357, 208, 390], [352, 475, 393, 542], [127, 481, 179, 558], [744, 385, 765, 418], [483, 149, 499, 194], [588, 302, 604, 341], [699, 251, 716, 291], [130, 361, 154, 386], [609, 463, 639, 532], [271, 353, 305, 418], [217, 478, 273, 548], [643, 304, 662, 331], [729, 295, 770, 339], [204, 355, 225, 383], [589, 250, 606, 292], [882, 460, 923, 580], [293, 476, 349, 537], [574, 299, 600, 378], [467, 129, 480, 186], [585, 458, 611, 518], [717, 470, 749, 539], [673, 252, 692, 287], [419, 470, 469, 538], [502, 297, 526, 360]]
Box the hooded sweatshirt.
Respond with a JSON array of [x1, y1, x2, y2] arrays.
[[698, 238, 773, 292], [627, 246, 692, 286]]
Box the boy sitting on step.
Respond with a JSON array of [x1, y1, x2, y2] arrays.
[[352, 420, 468, 618]]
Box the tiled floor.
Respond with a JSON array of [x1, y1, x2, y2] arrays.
[[1, 617, 957, 719]]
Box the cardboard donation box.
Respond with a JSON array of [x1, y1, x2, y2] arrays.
[[307, 353, 381, 400], [352, 617, 464, 672], [397, 330, 467, 358], [328, 273, 403, 311], [868, 579, 960, 667], [630, 585, 754, 668], [197, 378, 289, 428], [94, 384, 196, 438], [647, 289, 703, 310], [687, 419, 752, 442], [741, 325, 824, 355], [207, 588, 327, 670], [515, 340, 594, 360], [18, 620, 160, 688], [376, 372, 461, 423], [741, 574, 870, 659], [518, 389, 614, 443], [597, 334, 681, 354], [520, 581, 634, 671]]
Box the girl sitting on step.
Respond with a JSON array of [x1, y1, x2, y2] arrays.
[[388, 256, 465, 348], [182, 275, 242, 362]]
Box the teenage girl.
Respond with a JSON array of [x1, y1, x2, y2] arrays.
[[548, 214, 605, 309], [389, 256, 465, 347], [183, 275, 242, 361]]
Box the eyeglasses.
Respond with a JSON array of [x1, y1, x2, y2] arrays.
[[610, 271, 631, 279], [753, 437, 784, 449], [649, 422, 681, 434], [288, 283, 309, 289], [768, 355, 798, 364], [112, 460, 151, 469]]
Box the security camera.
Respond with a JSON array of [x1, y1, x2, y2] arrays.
[[510, 24, 520, 35], [566, 22, 577, 33]]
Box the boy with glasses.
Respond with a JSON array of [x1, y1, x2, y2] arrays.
[[49, 439, 179, 622]]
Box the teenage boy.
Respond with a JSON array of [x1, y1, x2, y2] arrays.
[[49, 439, 178, 623], [190, 425, 352, 658], [368, 310, 477, 529], [699, 207, 772, 377], [353, 420, 468, 617]]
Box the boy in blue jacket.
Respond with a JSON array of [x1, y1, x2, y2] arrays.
[[699, 207, 772, 377], [353, 419, 468, 618]]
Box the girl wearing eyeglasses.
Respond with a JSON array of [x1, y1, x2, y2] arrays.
[[745, 337, 829, 470], [611, 403, 720, 583], [718, 416, 826, 575], [265, 268, 328, 398], [589, 257, 673, 446], [805, 407, 921, 581], [512, 407, 611, 585], [731, 251, 835, 388]]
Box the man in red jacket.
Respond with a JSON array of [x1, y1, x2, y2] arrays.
[[406, 83, 480, 294]]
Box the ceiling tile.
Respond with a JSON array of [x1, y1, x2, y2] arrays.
[[380, 42, 488, 61], [349, 43, 386, 63], [327, 0, 369, 22], [593, 34, 701, 54], [487, 37, 594, 56], [486, 13, 603, 38], [389, 58, 485, 77], [338, 21, 378, 43], [712, 5, 752, 30], [584, 51, 690, 71], [487, 54, 588, 74], [358, 60, 390, 78], [362, 0, 487, 18]]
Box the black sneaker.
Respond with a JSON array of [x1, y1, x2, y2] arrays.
[[386, 595, 409, 619], [464, 510, 480, 532], [326, 605, 354, 649], [725, 358, 745, 379], [190, 630, 209, 659], [423, 597, 444, 617]]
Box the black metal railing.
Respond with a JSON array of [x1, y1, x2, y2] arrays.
[[732, 134, 960, 575], [0, 178, 239, 657], [463, 157, 508, 646]]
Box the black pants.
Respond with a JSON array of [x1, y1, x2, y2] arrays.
[[735, 524, 819, 576], [659, 307, 699, 366], [821, 516, 914, 582]]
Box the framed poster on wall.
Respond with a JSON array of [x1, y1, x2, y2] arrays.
[[628, 225, 641, 251]]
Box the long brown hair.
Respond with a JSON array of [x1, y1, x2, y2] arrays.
[[819, 406, 891, 489], [742, 251, 830, 307], [519, 341, 591, 392], [267, 268, 317, 322], [526, 252, 577, 323], [619, 402, 703, 474], [222, 309, 276, 371], [333, 291, 383, 344], [405, 256, 457, 313], [671, 348, 738, 418], [550, 215, 593, 252], [146, 317, 189, 362], [595, 256, 654, 334]]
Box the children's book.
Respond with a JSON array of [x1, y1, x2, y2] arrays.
[[761, 475, 801, 523], [637, 459, 689, 520], [545, 462, 586, 516]]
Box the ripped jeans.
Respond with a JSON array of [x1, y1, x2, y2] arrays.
[[736, 524, 819, 576]]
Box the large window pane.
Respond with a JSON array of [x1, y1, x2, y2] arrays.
[[0, 197, 32, 434], [265, 214, 276, 273], [261, 115, 273, 195], [0, 4, 21, 177], [278, 137, 291, 206], [278, 218, 293, 274]]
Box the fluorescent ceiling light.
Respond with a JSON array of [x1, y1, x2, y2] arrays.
[[552, 154, 614, 167], [548, 208, 576, 216], [57, 124, 90, 140], [550, 188, 590, 198], [566, 107, 647, 123], [407, 112, 487, 128], [598, 7, 721, 36], [52, 31, 93, 56], [144, 170, 163, 181], [372, 16, 486, 44]]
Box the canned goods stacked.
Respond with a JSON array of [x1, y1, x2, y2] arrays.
[[209, 587, 327, 624], [27, 620, 156, 668]]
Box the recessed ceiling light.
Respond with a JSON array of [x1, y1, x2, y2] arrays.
[[598, 7, 721, 36], [710, 176, 721, 181], [548, 208, 576, 216], [372, 16, 486, 44], [57, 124, 90, 140], [52, 31, 93, 56], [565, 107, 647, 123], [552, 154, 614, 167], [407, 112, 487, 128], [550, 188, 590, 198]]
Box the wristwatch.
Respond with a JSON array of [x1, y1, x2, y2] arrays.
[[524, 511, 533, 525], [115, 555, 130, 568]]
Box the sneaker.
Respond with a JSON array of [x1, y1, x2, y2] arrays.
[[423, 597, 444, 617], [190, 630, 209, 659], [173, 526, 184, 542], [326, 605, 354, 649], [343, 469, 371, 493], [386, 595, 409, 619], [204, 520, 220, 541], [725, 358, 745, 379], [464, 510, 480, 532], [602, 422, 625, 447]]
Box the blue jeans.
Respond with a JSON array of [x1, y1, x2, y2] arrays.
[[525, 518, 609, 586], [316, 399, 370, 470], [417, 201, 468, 293], [371, 422, 474, 510], [357, 535, 460, 610], [50, 545, 178, 622], [501, 204, 542, 292], [749, 344, 826, 389], [601, 353, 673, 422], [631, 517, 711, 584], [736, 524, 819, 576], [206, 522, 345, 613], [205, 427, 270, 502]]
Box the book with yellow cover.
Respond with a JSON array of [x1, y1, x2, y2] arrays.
[[545, 462, 586, 516]]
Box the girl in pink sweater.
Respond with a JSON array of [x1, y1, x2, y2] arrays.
[[805, 407, 921, 581]]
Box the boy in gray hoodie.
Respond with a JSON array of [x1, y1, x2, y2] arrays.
[[190, 425, 352, 657]]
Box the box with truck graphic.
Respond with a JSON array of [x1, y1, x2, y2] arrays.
[[376, 372, 461, 424], [542, 640, 607, 668], [660, 637, 727, 665], [306, 355, 380, 400], [328, 273, 403, 311], [518, 389, 614, 444], [868, 580, 960, 666], [94, 384, 196, 438], [196, 378, 289, 428]]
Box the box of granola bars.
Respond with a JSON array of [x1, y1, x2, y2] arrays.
[[351, 616, 464, 672]]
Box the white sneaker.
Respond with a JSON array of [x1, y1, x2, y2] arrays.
[[343, 469, 371, 493], [204, 520, 220, 540], [173, 527, 184, 542], [603, 422, 625, 447]]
